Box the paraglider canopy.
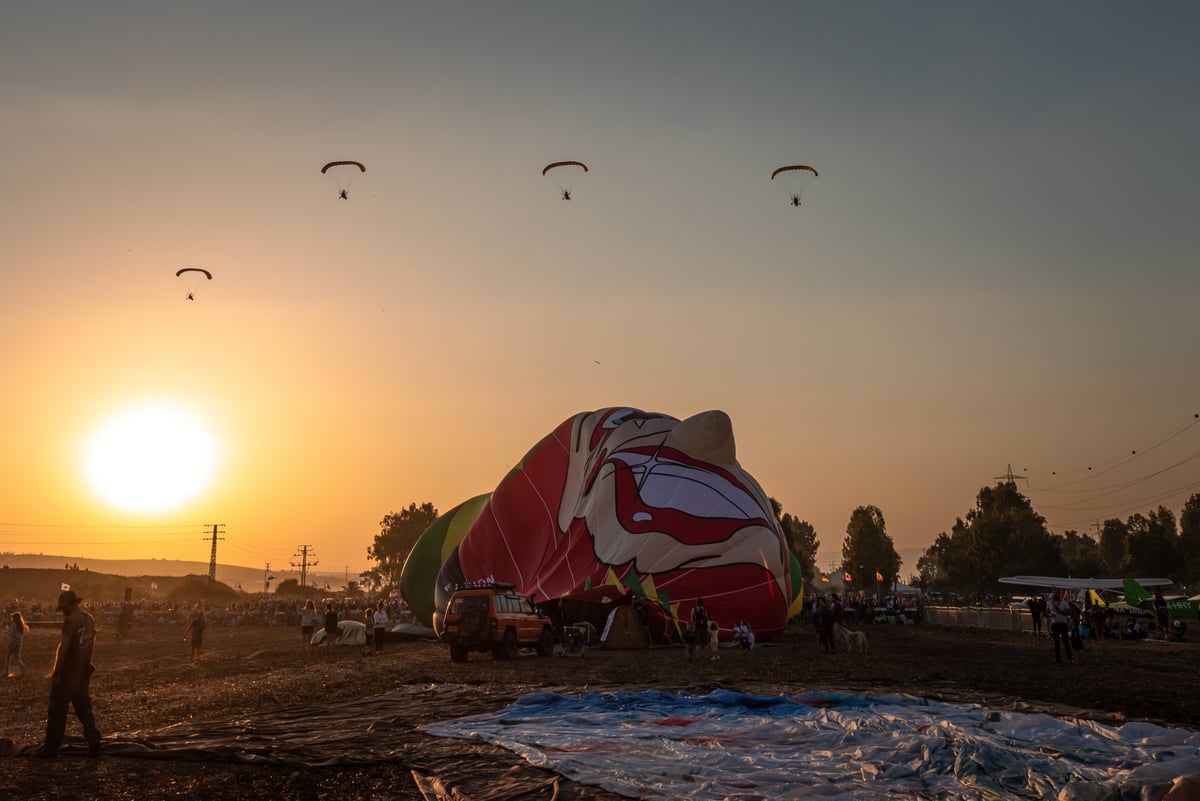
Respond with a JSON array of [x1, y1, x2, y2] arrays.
[[770, 164, 818, 207], [542, 161, 588, 177], [319, 160, 364, 173], [175, 267, 212, 280], [542, 161, 588, 201], [320, 161, 366, 199]]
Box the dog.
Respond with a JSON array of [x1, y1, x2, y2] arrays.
[[835, 623, 868, 654]]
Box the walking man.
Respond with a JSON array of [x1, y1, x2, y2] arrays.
[[41, 589, 101, 758]]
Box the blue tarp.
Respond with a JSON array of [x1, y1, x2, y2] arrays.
[[421, 689, 1200, 800]]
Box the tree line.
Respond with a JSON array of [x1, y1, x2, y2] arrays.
[[359, 490, 1200, 600]]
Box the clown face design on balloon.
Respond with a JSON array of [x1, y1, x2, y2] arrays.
[[434, 407, 791, 641]]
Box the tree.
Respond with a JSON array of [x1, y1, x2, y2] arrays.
[[1180, 492, 1200, 587], [1098, 518, 1128, 574], [916, 482, 1062, 593], [915, 533, 951, 591], [770, 497, 819, 586], [1058, 530, 1105, 578], [840, 505, 900, 596], [1121, 506, 1181, 579], [364, 502, 439, 592]]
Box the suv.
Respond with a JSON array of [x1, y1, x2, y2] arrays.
[[434, 582, 555, 662]]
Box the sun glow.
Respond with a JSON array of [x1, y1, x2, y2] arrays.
[[83, 402, 219, 514]]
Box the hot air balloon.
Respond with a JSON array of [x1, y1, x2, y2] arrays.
[[400, 407, 796, 643]]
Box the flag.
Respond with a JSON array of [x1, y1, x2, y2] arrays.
[[820, 573, 830, 583], [60, 582, 70, 591], [876, 571, 884, 582], [843, 571, 853, 582]]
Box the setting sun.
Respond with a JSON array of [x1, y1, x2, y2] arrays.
[[83, 402, 219, 514]]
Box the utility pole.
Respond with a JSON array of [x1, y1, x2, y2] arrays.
[[263, 563, 277, 594], [994, 464, 1028, 486], [292, 545, 318, 588], [203, 524, 225, 582]]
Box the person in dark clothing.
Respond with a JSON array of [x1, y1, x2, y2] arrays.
[[323, 602, 339, 657], [632, 596, 651, 645], [184, 610, 205, 661], [1027, 596, 1044, 636], [41, 589, 101, 758], [689, 600, 710, 660], [1048, 591, 1073, 664], [813, 598, 833, 652], [1154, 591, 1169, 631]]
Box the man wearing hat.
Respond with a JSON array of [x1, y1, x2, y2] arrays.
[[41, 588, 101, 758]]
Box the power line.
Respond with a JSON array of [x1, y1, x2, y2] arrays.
[[292, 545, 318, 588]]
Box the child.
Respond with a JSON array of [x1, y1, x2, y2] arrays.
[[4, 611, 29, 677], [708, 620, 720, 661]]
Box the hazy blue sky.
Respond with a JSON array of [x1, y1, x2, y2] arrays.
[[2, 3, 1197, 579]]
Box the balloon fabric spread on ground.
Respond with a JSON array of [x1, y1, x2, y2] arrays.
[[420, 689, 1200, 801], [400, 407, 799, 642]]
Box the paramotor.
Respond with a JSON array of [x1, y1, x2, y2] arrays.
[[542, 160, 588, 201], [321, 160, 366, 199], [770, 164, 818, 207]]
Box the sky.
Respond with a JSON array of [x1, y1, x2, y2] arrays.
[[2, 3, 1198, 583]]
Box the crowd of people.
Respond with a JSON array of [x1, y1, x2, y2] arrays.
[[1026, 590, 1190, 665], [3, 595, 415, 634]]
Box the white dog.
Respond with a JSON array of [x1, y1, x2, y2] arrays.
[[835, 623, 868, 654]]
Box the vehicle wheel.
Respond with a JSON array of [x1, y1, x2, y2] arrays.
[[449, 643, 468, 663], [494, 630, 518, 660], [535, 628, 554, 657]]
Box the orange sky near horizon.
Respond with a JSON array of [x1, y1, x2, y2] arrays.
[[2, 4, 1198, 583]]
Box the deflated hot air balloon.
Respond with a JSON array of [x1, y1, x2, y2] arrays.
[[321, 160, 366, 199], [400, 407, 797, 642], [771, 164, 818, 207], [542, 160, 588, 201]]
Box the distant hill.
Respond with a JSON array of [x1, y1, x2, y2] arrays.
[[0, 567, 241, 608], [0, 552, 355, 596]]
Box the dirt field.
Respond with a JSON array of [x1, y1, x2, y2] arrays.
[[2, 618, 1197, 800]]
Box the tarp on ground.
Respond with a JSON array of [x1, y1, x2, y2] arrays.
[[420, 689, 1200, 801], [15, 683, 1199, 801], [311, 619, 367, 646]]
